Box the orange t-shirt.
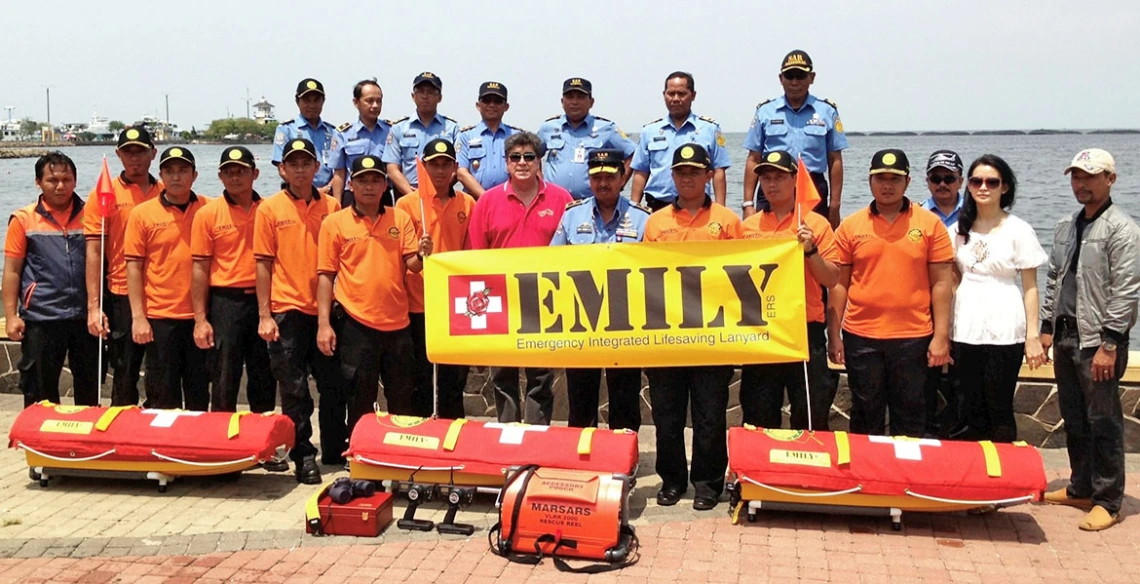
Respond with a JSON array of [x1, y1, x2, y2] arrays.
[[644, 200, 742, 242], [834, 201, 954, 339], [191, 192, 261, 289], [395, 190, 476, 313], [742, 210, 838, 323], [122, 193, 210, 320], [317, 206, 417, 332], [253, 189, 341, 315], [84, 174, 163, 295]]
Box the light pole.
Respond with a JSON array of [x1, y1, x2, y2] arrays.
[[43, 85, 53, 142]]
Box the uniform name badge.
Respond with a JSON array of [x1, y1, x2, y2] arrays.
[[616, 228, 638, 239], [573, 145, 586, 163]]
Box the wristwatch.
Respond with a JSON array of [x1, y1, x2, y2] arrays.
[[804, 246, 818, 258], [741, 201, 755, 208], [1103, 341, 1118, 352]]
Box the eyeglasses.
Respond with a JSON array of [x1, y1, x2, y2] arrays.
[[508, 152, 538, 163], [479, 96, 505, 105], [782, 70, 809, 81], [927, 174, 959, 185], [968, 177, 1002, 189]]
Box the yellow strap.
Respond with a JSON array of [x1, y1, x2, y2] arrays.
[[743, 423, 758, 431], [1013, 441, 1028, 448], [980, 441, 1002, 478], [38, 400, 55, 407], [443, 419, 467, 451], [304, 482, 332, 524], [228, 412, 253, 439], [834, 431, 851, 466], [577, 427, 596, 455], [731, 500, 744, 525], [95, 406, 134, 432]]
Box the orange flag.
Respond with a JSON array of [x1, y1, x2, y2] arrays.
[[95, 156, 116, 218], [795, 156, 821, 222]]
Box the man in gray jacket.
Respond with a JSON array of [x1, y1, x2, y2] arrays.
[[1040, 148, 1140, 531]]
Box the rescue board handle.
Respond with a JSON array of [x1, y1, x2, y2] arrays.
[[740, 476, 863, 497], [353, 455, 465, 472], [904, 489, 1035, 506], [17, 442, 116, 462], [150, 451, 256, 467]]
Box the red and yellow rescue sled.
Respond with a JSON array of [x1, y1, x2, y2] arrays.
[[346, 415, 639, 487], [727, 427, 1047, 528], [9, 402, 295, 491]]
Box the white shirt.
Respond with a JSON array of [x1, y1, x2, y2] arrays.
[[951, 214, 1048, 345]]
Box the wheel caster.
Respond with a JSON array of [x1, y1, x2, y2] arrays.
[[891, 522, 901, 531], [39, 479, 49, 488], [158, 484, 168, 493], [747, 512, 757, 523]]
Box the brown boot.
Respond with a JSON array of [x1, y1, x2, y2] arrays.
[[1043, 488, 1093, 511], [1079, 505, 1119, 531]]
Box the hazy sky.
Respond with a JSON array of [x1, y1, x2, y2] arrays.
[[3, 0, 1138, 133]]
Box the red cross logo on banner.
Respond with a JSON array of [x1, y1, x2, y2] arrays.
[[449, 275, 508, 335]]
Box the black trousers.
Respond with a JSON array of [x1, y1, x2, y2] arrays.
[[925, 361, 960, 438], [491, 367, 555, 424], [408, 312, 468, 419], [843, 331, 929, 437], [740, 322, 834, 430], [954, 342, 1024, 442], [565, 367, 643, 430], [756, 171, 830, 215], [18, 319, 99, 407], [267, 310, 343, 463], [107, 293, 146, 407], [144, 318, 209, 411], [207, 289, 275, 413], [646, 365, 734, 496], [336, 311, 415, 436], [1054, 321, 1127, 514]]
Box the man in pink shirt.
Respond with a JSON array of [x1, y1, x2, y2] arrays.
[[467, 131, 572, 423]]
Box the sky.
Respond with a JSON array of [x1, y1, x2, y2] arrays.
[[2, 0, 1139, 133]]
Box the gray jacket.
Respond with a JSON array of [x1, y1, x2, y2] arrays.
[[1041, 203, 1140, 349]]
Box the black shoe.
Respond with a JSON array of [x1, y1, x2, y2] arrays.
[[656, 486, 684, 507], [693, 494, 719, 511], [296, 456, 322, 485], [261, 456, 290, 473]]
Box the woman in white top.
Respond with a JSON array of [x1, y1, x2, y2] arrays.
[[952, 154, 1048, 442]]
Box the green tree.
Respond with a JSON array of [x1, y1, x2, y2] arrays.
[[108, 120, 125, 133], [77, 131, 96, 141], [204, 117, 277, 140], [19, 117, 41, 137]]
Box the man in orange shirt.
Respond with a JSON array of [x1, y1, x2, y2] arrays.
[[740, 150, 839, 430], [254, 138, 343, 484], [829, 149, 955, 438], [190, 147, 274, 416], [123, 147, 210, 410], [643, 143, 740, 511], [395, 139, 476, 419], [318, 155, 423, 434], [85, 126, 163, 407]]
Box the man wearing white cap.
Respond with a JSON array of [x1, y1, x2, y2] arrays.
[[1041, 148, 1140, 531]]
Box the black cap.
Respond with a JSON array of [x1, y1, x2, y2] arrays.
[[478, 81, 507, 100], [219, 146, 255, 169], [422, 138, 456, 162], [870, 149, 910, 176], [587, 149, 624, 175], [671, 143, 711, 169], [282, 138, 318, 162], [413, 71, 442, 90], [562, 77, 592, 96], [295, 78, 325, 99], [117, 126, 155, 150], [350, 155, 387, 178], [159, 146, 195, 169], [926, 150, 963, 174], [781, 50, 813, 73], [755, 150, 797, 174]]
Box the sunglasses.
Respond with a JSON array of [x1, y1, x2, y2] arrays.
[[927, 174, 959, 185], [782, 70, 809, 81], [968, 177, 1002, 189], [479, 96, 505, 105], [508, 152, 538, 163]]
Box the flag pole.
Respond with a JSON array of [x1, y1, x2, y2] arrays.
[[418, 190, 440, 419], [803, 360, 813, 433], [96, 155, 108, 392]]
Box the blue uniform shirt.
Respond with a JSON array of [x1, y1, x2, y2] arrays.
[[743, 94, 847, 175], [456, 121, 515, 190], [537, 114, 636, 200], [272, 114, 337, 187], [329, 118, 393, 173], [550, 196, 650, 245], [631, 113, 731, 203], [921, 193, 964, 227], [381, 113, 460, 187]]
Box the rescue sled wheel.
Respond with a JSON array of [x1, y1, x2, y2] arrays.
[[892, 522, 901, 531], [157, 484, 168, 493], [38, 478, 49, 488], [747, 511, 757, 523]]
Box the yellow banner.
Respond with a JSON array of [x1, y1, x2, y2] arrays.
[[424, 238, 808, 368]]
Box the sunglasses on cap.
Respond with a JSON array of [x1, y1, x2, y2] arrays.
[[968, 177, 1002, 189], [479, 95, 505, 105], [508, 152, 538, 162], [927, 174, 959, 185], [782, 70, 809, 81]]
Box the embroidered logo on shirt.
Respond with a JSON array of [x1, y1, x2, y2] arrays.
[[708, 222, 723, 237], [907, 228, 922, 243]]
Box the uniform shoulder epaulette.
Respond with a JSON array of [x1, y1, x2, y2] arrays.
[[279, 119, 295, 125], [442, 115, 457, 123], [459, 124, 476, 133], [643, 117, 663, 127], [823, 98, 839, 111], [391, 116, 409, 125], [698, 115, 719, 125], [544, 115, 561, 122], [337, 121, 352, 132], [630, 202, 651, 214], [755, 99, 772, 109], [593, 116, 612, 123], [382, 118, 396, 126], [565, 199, 588, 210]]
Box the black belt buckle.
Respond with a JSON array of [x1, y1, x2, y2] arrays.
[[1057, 316, 1078, 333]]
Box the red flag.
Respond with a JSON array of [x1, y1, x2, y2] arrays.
[[416, 156, 437, 201], [795, 156, 821, 221], [95, 156, 116, 218]]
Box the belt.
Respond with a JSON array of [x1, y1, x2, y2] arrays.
[[210, 286, 257, 297], [1056, 316, 1078, 332]]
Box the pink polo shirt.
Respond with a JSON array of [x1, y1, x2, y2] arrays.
[[467, 179, 572, 249]]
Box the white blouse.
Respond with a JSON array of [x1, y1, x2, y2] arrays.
[[951, 214, 1048, 345]]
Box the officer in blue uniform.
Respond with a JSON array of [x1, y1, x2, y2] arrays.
[[551, 149, 649, 430], [743, 50, 848, 227], [382, 72, 460, 202], [455, 81, 515, 197], [329, 79, 393, 207], [272, 78, 337, 189], [631, 72, 730, 211], [537, 78, 636, 201]]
